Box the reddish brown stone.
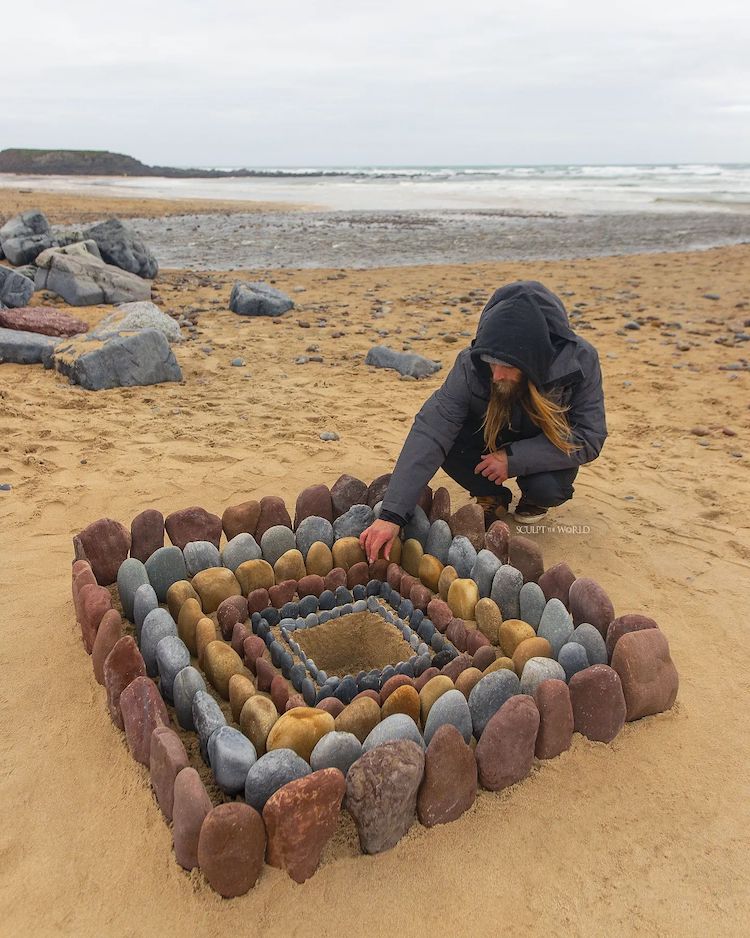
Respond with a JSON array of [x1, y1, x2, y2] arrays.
[[91, 609, 123, 684], [330, 474, 368, 519], [242, 635, 267, 673], [417, 724, 477, 827], [165, 506, 222, 550], [509, 536, 545, 584], [78, 583, 113, 653], [264, 768, 345, 883], [441, 653, 473, 683], [173, 768, 213, 871], [427, 597, 454, 632], [446, 618, 467, 652], [386, 563, 403, 590], [120, 676, 169, 765], [294, 483, 333, 527], [416, 485, 433, 516], [606, 613, 659, 659], [72, 558, 92, 579], [197, 802, 266, 897], [410, 583, 432, 611], [255, 495, 292, 540], [247, 587, 271, 614], [316, 697, 345, 717], [323, 567, 347, 591], [231, 622, 250, 657], [569, 577, 615, 637], [399, 573, 419, 597], [429, 486, 451, 523], [297, 574, 325, 598], [73, 517, 131, 586], [466, 629, 490, 655], [352, 689, 381, 705], [347, 561, 370, 588], [129, 509, 164, 563], [222, 500, 261, 540], [472, 645, 497, 672], [269, 579, 297, 608], [369, 558, 389, 581], [449, 503, 485, 551], [366, 473, 392, 508], [533, 679, 574, 759], [569, 664, 626, 742], [255, 657, 276, 693], [216, 594, 248, 639], [72, 566, 97, 621], [285, 693, 305, 711], [103, 636, 146, 728], [380, 674, 416, 704], [538, 561, 576, 608], [484, 520, 510, 563], [149, 725, 189, 821], [271, 675, 290, 714], [414, 667, 440, 691], [0, 305, 88, 336], [611, 629, 679, 721], [475, 695, 540, 790]]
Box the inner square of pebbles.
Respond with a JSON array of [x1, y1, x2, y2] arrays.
[[293, 611, 414, 676]]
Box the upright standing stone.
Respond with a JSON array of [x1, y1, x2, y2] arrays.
[[490, 565, 523, 620], [73, 517, 131, 586], [484, 520, 510, 563], [330, 474, 368, 518], [429, 486, 451, 523], [130, 509, 164, 563], [78, 583, 113, 653], [244, 749, 312, 812], [538, 561, 576, 608], [424, 520, 452, 565], [116, 557, 150, 621], [537, 598, 574, 656], [611, 629, 679, 721], [606, 613, 659, 659], [172, 768, 213, 871], [519, 656, 566, 696], [145, 546, 188, 602], [173, 667, 206, 731], [403, 505, 431, 547], [569, 665, 626, 742], [519, 581, 546, 628], [207, 725, 258, 795], [509, 536, 544, 583], [366, 473, 392, 508], [447, 536, 477, 579], [417, 724, 477, 827], [119, 676, 169, 765], [533, 679, 573, 759], [183, 541, 222, 577], [165, 506, 222, 550], [296, 516, 334, 558], [568, 577, 615, 637], [470, 549, 502, 599], [140, 608, 178, 677], [474, 695, 539, 790], [255, 495, 292, 540], [149, 725, 189, 820], [468, 669, 521, 738], [294, 483, 334, 526], [260, 525, 297, 566], [449, 504, 485, 552], [570, 622, 608, 665], [197, 802, 266, 897], [92, 609, 123, 685], [222, 500, 261, 540], [104, 635, 146, 728]]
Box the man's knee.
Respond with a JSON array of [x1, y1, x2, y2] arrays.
[[518, 469, 577, 507]]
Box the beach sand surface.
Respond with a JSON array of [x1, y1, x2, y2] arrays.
[[0, 195, 748, 937]]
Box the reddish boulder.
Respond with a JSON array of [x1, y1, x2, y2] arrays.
[[380, 674, 415, 704], [449, 503, 485, 551], [346, 561, 370, 588], [316, 697, 345, 717], [0, 305, 88, 337], [149, 725, 189, 820], [413, 667, 440, 692], [466, 629, 490, 655], [323, 567, 347, 592], [533, 679, 574, 759], [429, 486, 451, 523], [242, 635, 267, 673], [611, 629, 679, 721], [271, 675, 290, 714], [417, 724, 477, 827], [216, 594, 248, 639], [446, 618, 467, 652], [427, 597, 453, 632], [441, 654, 473, 683], [165, 506, 222, 550], [222, 500, 261, 540], [568, 577, 615, 638], [297, 574, 325, 598], [472, 645, 497, 672], [369, 558, 389, 581], [410, 583, 433, 611], [509, 536, 544, 584], [416, 485, 433, 516], [569, 664, 626, 743], [120, 676, 169, 765], [72, 565, 97, 620], [255, 495, 292, 540], [130, 509, 164, 563], [268, 579, 297, 608], [103, 636, 146, 728], [399, 573, 419, 597], [73, 517, 131, 586], [91, 608, 123, 684], [606, 613, 659, 659], [366, 473, 392, 508], [77, 583, 113, 653], [285, 693, 305, 711], [255, 657, 276, 693], [330, 474, 368, 519], [484, 521, 510, 563], [173, 768, 213, 871], [231, 622, 250, 657], [475, 695, 540, 790], [247, 587, 271, 614], [264, 768, 346, 882], [198, 802, 266, 897], [294, 483, 333, 526], [538, 561, 576, 608], [386, 563, 403, 591]]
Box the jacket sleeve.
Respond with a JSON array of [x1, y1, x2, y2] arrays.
[[380, 352, 473, 523], [505, 352, 607, 477]]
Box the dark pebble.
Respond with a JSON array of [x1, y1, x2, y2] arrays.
[[389, 591, 402, 609], [302, 678, 317, 706], [380, 665, 397, 688], [0, 483, 11, 492], [318, 590, 336, 610], [359, 671, 381, 693], [395, 660, 414, 678], [413, 653, 432, 677], [270, 641, 284, 667], [418, 620, 436, 642], [431, 633, 445, 652], [352, 584, 367, 600], [335, 586, 354, 604], [432, 650, 454, 669], [261, 607, 280, 626], [334, 676, 359, 704], [366, 579, 381, 596], [316, 684, 336, 703], [280, 602, 300, 619], [298, 595, 318, 616]]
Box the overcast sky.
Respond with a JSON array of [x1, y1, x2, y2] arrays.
[[3, 0, 748, 167]]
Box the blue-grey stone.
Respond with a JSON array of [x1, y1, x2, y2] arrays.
[[519, 581, 546, 628], [409, 634, 421, 651], [319, 590, 336, 610], [432, 649, 454, 669], [295, 516, 334, 558], [155, 635, 190, 703], [424, 520, 452, 565], [413, 652, 432, 676], [183, 540, 221, 577], [53, 329, 181, 390], [0, 265, 36, 306], [380, 665, 397, 687], [144, 546, 188, 603], [424, 689, 473, 745], [366, 597, 380, 614], [403, 505, 430, 546], [395, 660, 414, 677], [140, 608, 178, 677], [280, 650, 294, 677], [221, 533, 261, 572], [468, 669, 521, 738], [352, 599, 367, 613], [366, 580, 381, 597], [448, 536, 477, 578], [558, 642, 590, 681], [84, 218, 158, 279], [362, 714, 425, 753], [290, 663, 307, 692], [280, 602, 300, 619], [399, 599, 414, 619], [364, 345, 442, 379], [318, 610, 333, 624], [173, 666, 206, 731], [316, 684, 336, 703], [431, 632, 445, 652], [359, 671, 381, 693], [301, 678, 317, 706], [417, 619, 436, 643], [339, 603, 353, 616], [519, 656, 567, 695], [417, 642, 429, 656], [570, 623, 608, 665], [207, 725, 257, 795], [260, 524, 297, 567], [310, 731, 363, 775], [133, 583, 158, 639], [334, 675, 358, 704], [270, 641, 284, 667], [410, 608, 424, 628], [333, 504, 374, 540], [0, 325, 57, 364], [352, 584, 367, 601], [335, 586, 353, 605], [116, 558, 149, 622], [230, 281, 294, 317], [261, 607, 280, 626], [470, 549, 502, 599], [244, 749, 311, 812], [537, 598, 574, 656], [379, 582, 392, 599], [490, 565, 524, 620], [192, 690, 227, 763], [298, 595, 318, 616]]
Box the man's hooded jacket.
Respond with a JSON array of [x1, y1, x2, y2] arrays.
[[380, 281, 607, 524]]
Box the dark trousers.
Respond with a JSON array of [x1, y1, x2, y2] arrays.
[[442, 428, 578, 508]]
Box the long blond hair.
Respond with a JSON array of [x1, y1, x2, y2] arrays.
[[483, 380, 579, 456]]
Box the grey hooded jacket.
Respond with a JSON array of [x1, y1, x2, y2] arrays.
[[379, 281, 607, 524]]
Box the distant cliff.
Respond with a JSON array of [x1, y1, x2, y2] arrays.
[[0, 148, 262, 178]]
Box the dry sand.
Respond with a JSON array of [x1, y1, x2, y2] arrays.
[[0, 191, 749, 937]]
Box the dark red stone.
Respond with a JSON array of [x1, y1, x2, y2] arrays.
[[472, 645, 497, 672], [346, 561, 370, 588], [173, 768, 213, 871], [569, 664, 626, 742], [78, 583, 113, 653], [414, 667, 440, 691], [352, 689, 381, 705], [231, 622, 250, 656], [271, 675, 290, 714], [323, 567, 347, 591], [242, 635, 267, 673], [446, 618, 467, 652], [410, 583, 432, 611], [380, 674, 415, 704], [400, 573, 419, 597], [606, 613, 659, 659], [72, 565, 97, 621], [165, 506, 222, 550], [610, 629, 679, 721], [247, 587, 271, 614], [222, 500, 261, 540], [103, 636, 146, 729], [466, 629, 490, 654], [369, 558, 389, 580], [294, 483, 333, 527], [441, 654, 473, 683], [449, 503, 485, 551], [429, 486, 451, 523], [509, 535, 545, 584], [217, 594, 248, 639], [366, 473, 392, 508], [0, 305, 88, 336], [198, 802, 266, 897], [538, 561, 576, 608], [255, 657, 276, 693], [269, 579, 297, 608], [417, 724, 477, 827], [569, 577, 615, 637], [416, 485, 433, 517], [254, 495, 292, 540], [533, 679, 574, 759], [316, 697, 345, 717], [285, 693, 305, 710], [427, 598, 453, 632], [475, 695, 540, 790], [386, 563, 403, 591], [149, 725, 189, 820], [73, 517, 131, 586], [297, 574, 325, 598], [330, 473, 368, 518], [92, 608, 123, 684], [484, 520, 510, 564], [120, 676, 169, 765], [129, 509, 164, 563]]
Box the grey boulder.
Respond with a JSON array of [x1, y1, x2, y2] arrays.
[[403, 505, 430, 547], [116, 557, 150, 621], [0, 327, 57, 366], [183, 540, 222, 576], [362, 714, 425, 753], [0, 211, 52, 265], [0, 266, 35, 308], [519, 656, 566, 695], [260, 525, 297, 567], [207, 725, 257, 796], [333, 504, 374, 541], [468, 669, 521, 738], [140, 608, 178, 677], [423, 689, 472, 745], [229, 281, 293, 317], [34, 250, 151, 305], [365, 345, 442, 379], [92, 301, 181, 344], [221, 533, 262, 571], [447, 536, 477, 579], [155, 634, 191, 703], [310, 731, 363, 776], [173, 666, 206, 731], [85, 218, 158, 279], [424, 520, 452, 565], [54, 328, 182, 390], [244, 749, 311, 811], [295, 516, 334, 558]]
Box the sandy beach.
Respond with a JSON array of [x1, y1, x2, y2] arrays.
[[1, 189, 748, 937]]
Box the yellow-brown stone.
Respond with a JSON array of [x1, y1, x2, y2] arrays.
[[483, 656, 515, 675], [401, 538, 424, 577], [447, 578, 480, 620], [334, 696, 381, 743], [419, 675, 454, 725], [389, 538, 402, 565], [229, 673, 256, 722], [239, 695, 279, 755], [192, 567, 242, 614], [380, 685, 421, 724], [455, 667, 484, 699], [512, 636, 553, 676], [177, 597, 204, 656], [475, 597, 502, 645], [235, 559, 275, 595], [331, 537, 366, 571], [166, 580, 200, 620], [418, 554, 444, 593], [273, 549, 307, 584], [438, 565, 458, 601], [266, 707, 335, 762], [195, 617, 219, 668], [499, 619, 536, 658], [305, 542, 334, 577], [203, 641, 245, 699]]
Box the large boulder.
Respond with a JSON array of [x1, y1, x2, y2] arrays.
[[230, 281, 293, 317], [35, 241, 101, 263], [92, 301, 181, 343], [0, 327, 57, 365], [0, 267, 35, 308], [364, 345, 442, 379], [84, 218, 158, 279], [0, 211, 53, 265], [34, 251, 151, 306], [54, 328, 182, 390], [0, 305, 88, 337]]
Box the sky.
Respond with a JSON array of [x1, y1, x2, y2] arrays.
[[2, 0, 749, 167]]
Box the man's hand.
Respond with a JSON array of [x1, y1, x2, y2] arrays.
[[359, 520, 400, 564], [474, 450, 510, 484]]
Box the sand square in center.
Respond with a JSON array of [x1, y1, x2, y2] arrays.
[[295, 610, 414, 677]]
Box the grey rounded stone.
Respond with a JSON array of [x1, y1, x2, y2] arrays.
[[468, 669, 521, 738], [423, 689, 473, 745], [519, 581, 546, 628], [447, 536, 478, 578], [295, 516, 334, 558], [537, 598, 574, 656], [207, 725, 257, 795], [145, 546, 188, 602], [140, 608, 178, 677], [172, 666, 206, 731], [470, 549, 502, 599], [519, 656, 567, 696], [558, 642, 590, 682], [183, 540, 221, 577], [260, 525, 297, 567], [310, 731, 363, 775], [570, 622, 608, 665], [362, 714, 425, 753], [133, 583, 158, 638], [403, 505, 430, 547], [244, 749, 311, 812], [424, 520, 452, 564], [490, 565, 524, 620], [155, 634, 190, 703], [333, 504, 374, 541], [221, 532, 262, 572], [192, 690, 227, 763], [116, 558, 149, 622]]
